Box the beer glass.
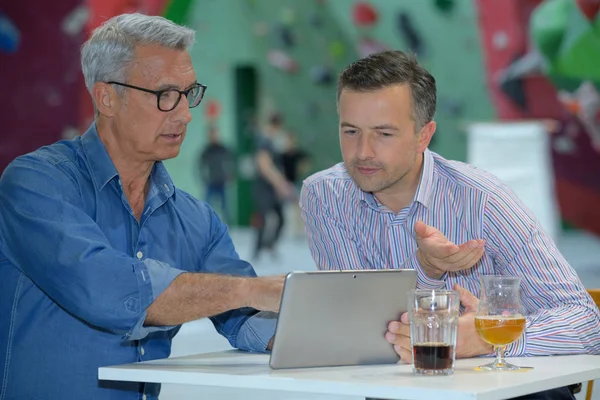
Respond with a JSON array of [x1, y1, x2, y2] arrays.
[[474, 275, 526, 371], [408, 290, 459, 375]]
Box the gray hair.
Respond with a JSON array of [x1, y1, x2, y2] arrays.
[[81, 13, 195, 101], [337, 50, 436, 132]]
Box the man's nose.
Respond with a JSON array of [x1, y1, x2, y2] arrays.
[[172, 96, 193, 124], [356, 134, 375, 160]]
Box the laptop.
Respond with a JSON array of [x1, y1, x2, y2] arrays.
[[269, 269, 417, 369]]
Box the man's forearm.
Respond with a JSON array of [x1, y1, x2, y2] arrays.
[[145, 272, 251, 326]]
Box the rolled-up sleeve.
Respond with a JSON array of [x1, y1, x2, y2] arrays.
[[199, 207, 275, 352], [125, 259, 187, 340], [235, 311, 278, 352]]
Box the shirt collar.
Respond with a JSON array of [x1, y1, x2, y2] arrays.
[[358, 187, 381, 210], [81, 123, 175, 198], [148, 161, 176, 201], [81, 123, 119, 191], [356, 148, 435, 211], [413, 148, 435, 209]]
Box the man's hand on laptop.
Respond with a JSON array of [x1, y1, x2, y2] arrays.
[[385, 284, 493, 363], [415, 221, 486, 280], [245, 275, 285, 312]]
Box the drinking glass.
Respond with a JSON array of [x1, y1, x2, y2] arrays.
[[408, 289, 459, 375], [474, 275, 527, 371]]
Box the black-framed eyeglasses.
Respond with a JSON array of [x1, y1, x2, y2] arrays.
[[107, 81, 207, 112]]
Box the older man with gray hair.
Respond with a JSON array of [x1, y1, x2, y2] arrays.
[[0, 13, 282, 400]]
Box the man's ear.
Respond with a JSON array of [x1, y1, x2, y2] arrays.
[[92, 82, 119, 117], [417, 120, 436, 152]]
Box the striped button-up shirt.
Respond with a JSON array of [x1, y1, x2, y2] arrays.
[[300, 148, 600, 357]]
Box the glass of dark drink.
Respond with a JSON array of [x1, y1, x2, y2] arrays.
[[408, 290, 459, 375]]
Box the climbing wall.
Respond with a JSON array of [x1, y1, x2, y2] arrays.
[[476, 0, 600, 235], [0, 0, 85, 174]]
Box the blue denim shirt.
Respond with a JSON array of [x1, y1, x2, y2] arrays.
[[0, 124, 277, 400]]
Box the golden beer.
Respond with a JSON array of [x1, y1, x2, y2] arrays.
[[474, 316, 526, 346]]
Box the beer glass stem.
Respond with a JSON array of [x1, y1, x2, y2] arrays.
[[494, 345, 506, 368]]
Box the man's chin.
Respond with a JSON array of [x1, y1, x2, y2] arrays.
[[156, 148, 181, 161], [351, 176, 382, 193]]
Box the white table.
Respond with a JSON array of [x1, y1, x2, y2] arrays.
[[98, 351, 600, 400]]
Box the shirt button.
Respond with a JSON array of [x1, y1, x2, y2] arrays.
[[136, 251, 143, 259], [140, 346, 145, 356]]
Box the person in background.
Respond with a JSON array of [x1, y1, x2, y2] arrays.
[[281, 131, 310, 238], [199, 124, 233, 223], [300, 50, 599, 400], [0, 13, 283, 400], [252, 112, 294, 260]]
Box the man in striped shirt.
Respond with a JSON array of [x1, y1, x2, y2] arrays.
[[300, 50, 599, 400]]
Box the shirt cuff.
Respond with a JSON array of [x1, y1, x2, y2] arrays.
[[234, 311, 278, 352], [124, 259, 186, 341], [405, 251, 446, 289]]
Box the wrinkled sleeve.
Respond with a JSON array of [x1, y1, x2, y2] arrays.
[[300, 183, 370, 270], [300, 183, 441, 289], [126, 259, 185, 340], [483, 187, 600, 356], [199, 208, 276, 352]]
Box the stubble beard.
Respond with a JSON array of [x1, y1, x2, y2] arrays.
[[349, 162, 410, 194]]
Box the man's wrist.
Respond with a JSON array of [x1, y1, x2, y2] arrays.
[[416, 249, 444, 280], [483, 343, 494, 356], [238, 277, 255, 309]]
